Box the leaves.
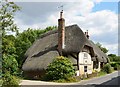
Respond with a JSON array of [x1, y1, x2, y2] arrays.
[[2, 54, 18, 75], [44, 56, 75, 81], [0, 0, 20, 36], [96, 42, 108, 53], [102, 63, 112, 74], [108, 54, 120, 62]]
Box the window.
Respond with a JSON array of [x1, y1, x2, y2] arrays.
[[84, 53, 88, 59], [84, 66, 87, 72]]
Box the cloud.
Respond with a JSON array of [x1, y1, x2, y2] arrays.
[[64, 0, 94, 16], [15, 2, 65, 25], [14, 1, 118, 55], [101, 43, 118, 55]]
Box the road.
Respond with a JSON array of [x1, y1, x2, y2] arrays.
[[78, 71, 119, 85], [20, 71, 120, 86]]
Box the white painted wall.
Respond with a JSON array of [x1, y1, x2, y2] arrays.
[[78, 52, 93, 75]]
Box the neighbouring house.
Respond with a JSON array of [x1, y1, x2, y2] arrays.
[[22, 10, 109, 79]]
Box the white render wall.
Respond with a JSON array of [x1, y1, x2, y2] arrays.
[[78, 52, 93, 75]]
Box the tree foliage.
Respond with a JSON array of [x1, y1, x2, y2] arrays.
[[1, 0, 20, 86], [2, 54, 18, 75], [0, 0, 20, 36], [44, 56, 75, 81], [108, 54, 120, 62], [96, 42, 108, 53], [1, 0, 57, 85]]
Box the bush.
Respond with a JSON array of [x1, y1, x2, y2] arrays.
[[102, 63, 112, 74], [110, 62, 120, 70], [43, 56, 75, 81], [2, 71, 19, 87], [110, 62, 116, 67], [114, 64, 120, 70]]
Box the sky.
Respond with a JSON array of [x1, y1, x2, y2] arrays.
[[13, 0, 118, 55]]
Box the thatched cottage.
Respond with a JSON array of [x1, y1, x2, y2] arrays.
[[22, 10, 109, 79]]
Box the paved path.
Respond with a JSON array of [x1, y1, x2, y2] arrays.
[[19, 71, 120, 86]]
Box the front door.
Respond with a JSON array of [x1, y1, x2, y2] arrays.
[[84, 66, 87, 72]]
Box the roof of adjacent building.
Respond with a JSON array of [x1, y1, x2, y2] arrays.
[[22, 24, 108, 72]]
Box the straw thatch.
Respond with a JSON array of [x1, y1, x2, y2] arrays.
[[63, 24, 86, 53], [89, 41, 108, 62], [22, 24, 108, 78], [23, 30, 59, 71]]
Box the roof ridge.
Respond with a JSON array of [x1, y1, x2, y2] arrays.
[[38, 24, 79, 39], [38, 29, 58, 39]]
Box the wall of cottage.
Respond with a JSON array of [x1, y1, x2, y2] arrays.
[[78, 52, 93, 76]]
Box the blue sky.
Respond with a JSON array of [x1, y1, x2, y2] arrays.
[[14, 0, 118, 55], [93, 2, 118, 13]]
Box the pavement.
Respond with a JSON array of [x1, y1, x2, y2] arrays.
[[19, 71, 120, 86]]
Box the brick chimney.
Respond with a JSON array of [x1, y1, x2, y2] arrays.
[[85, 30, 89, 39], [58, 10, 65, 55]]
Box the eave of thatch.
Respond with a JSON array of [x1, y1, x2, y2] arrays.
[[22, 50, 59, 71], [89, 41, 108, 63]]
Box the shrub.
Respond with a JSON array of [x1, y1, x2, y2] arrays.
[[110, 62, 116, 68], [43, 56, 75, 81], [114, 64, 120, 70], [2, 71, 19, 87], [102, 63, 112, 74], [110, 62, 120, 70]]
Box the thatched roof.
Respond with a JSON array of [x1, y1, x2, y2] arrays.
[[23, 51, 59, 71], [63, 25, 87, 53], [89, 41, 108, 62], [23, 30, 59, 71], [22, 24, 108, 72]]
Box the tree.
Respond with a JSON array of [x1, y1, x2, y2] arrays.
[[108, 54, 116, 58], [96, 42, 108, 53], [2, 54, 18, 75], [0, 0, 20, 36], [1, 0, 20, 86], [2, 35, 16, 55], [108, 54, 120, 62]]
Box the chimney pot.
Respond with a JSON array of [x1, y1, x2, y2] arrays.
[[60, 10, 63, 19], [85, 32, 87, 35], [85, 30, 89, 39]]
